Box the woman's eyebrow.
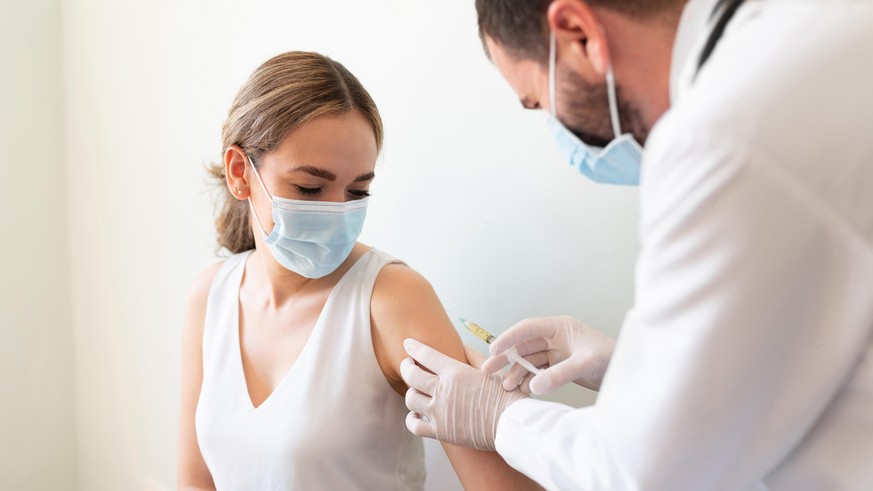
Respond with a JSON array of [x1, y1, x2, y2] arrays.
[[289, 166, 374, 183], [354, 172, 375, 182], [289, 165, 336, 181]]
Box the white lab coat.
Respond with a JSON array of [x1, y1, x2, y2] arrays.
[[494, 1, 873, 489]]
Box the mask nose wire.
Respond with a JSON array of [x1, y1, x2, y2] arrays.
[[246, 155, 271, 237]]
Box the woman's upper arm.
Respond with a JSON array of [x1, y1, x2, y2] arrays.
[[177, 262, 222, 490], [370, 264, 543, 491], [370, 264, 464, 392]]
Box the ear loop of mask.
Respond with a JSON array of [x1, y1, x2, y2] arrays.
[[246, 155, 272, 237], [549, 30, 623, 140], [605, 66, 622, 139], [549, 31, 558, 118]]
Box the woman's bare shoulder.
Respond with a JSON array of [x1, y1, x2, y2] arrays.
[[370, 262, 449, 329], [183, 260, 226, 336], [370, 262, 464, 369], [187, 261, 226, 306], [371, 263, 432, 308]]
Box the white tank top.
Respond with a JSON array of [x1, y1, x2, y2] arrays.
[[195, 248, 425, 490]]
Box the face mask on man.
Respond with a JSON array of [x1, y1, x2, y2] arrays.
[[247, 156, 368, 278], [546, 31, 642, 186]]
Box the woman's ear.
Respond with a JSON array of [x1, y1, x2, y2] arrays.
[[547, 0, 611, 76], [224, 145, 250, 200]]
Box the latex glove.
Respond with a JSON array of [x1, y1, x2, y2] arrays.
[[481, 315, 616, 395], [400, 338, 527, 451]]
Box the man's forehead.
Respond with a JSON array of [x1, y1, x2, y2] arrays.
[[484, 35, 547, 104]]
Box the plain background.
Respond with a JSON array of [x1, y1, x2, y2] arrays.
[[1, 0, 640, 489]]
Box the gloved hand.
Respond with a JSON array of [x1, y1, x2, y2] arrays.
[[481, 315, 616, 395], [400, 338, 527, 451]]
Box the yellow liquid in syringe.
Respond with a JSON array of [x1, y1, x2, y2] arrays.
[[462, 319, 497, 344], [448, 311, 541, 375]]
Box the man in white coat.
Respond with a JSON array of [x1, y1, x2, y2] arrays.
[[399, 0, 873, 489]]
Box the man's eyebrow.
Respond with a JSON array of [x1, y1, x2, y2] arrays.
[[289, 165, 336, 181], [354, 172, 375, 182]]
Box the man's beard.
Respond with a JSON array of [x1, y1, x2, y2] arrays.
[[557, 68, 649, 147]]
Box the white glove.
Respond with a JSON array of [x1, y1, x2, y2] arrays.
[[481, 315, 616, 395], [400, 338, 527, 451]]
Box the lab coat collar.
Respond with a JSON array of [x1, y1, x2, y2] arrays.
[[670, 0, 722, 103]]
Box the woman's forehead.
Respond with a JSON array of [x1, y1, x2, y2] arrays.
[[265, 112, 378, 178]]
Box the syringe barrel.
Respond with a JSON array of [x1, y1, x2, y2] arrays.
[[464, 321, 496, 344]]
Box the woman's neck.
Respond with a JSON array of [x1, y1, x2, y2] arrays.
[[248, 248, 317, 307], [245, 241, 366, 308]]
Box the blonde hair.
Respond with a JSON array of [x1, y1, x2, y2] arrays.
[[209, 51, 383, 253]]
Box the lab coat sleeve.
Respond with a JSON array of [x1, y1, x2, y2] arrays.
[[495, 115, 872, 490]]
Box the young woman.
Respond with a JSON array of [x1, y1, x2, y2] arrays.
[[177, 51, 538, 490]]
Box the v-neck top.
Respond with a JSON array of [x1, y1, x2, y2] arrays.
[[195, 248, 425, 490]]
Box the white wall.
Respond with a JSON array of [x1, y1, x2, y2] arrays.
[[0, 0, 79, 489], [56, 1, 640, 489]]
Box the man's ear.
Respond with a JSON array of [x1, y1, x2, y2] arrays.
[[224, 145, 251, 200], [547, 0, 611, 76]]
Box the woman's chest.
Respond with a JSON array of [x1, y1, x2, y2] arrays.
[[237, 294, 329, 408]]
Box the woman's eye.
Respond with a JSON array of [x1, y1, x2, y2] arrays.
[[296, 186, 322, 196], [348, 189, 371, 199]]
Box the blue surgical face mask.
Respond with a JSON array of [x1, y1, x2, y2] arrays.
[[547, 31, 642, 186], [247, 157, 368, 279]]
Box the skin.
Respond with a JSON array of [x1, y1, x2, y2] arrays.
[[486, 0, 682, 146], [177, 111, 540, 490], [443, 0, 683, 413]]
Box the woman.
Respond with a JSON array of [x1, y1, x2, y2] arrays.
[[177, 51, 538, 490]]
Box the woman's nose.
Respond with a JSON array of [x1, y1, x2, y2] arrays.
[[325, 189, 348, 203]]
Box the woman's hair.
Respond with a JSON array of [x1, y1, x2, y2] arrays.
[[209, 51, 383, 254]]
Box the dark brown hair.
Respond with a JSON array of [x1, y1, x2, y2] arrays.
[[475, 0, 685, 62], [209, 51, 383, 254]]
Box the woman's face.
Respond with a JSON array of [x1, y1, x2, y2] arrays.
[[245, 110, 378, 233]]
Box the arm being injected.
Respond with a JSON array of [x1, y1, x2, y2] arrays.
[[448, 312, 541, 376]]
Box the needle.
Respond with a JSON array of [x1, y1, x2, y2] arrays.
[[447, 311, 540, 375]]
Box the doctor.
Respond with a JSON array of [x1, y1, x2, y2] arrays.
[[400, 0, 873, 489]]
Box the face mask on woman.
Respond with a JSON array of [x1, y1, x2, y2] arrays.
[[246, 157, 368, 278]]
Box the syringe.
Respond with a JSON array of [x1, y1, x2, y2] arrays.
[[448, 311, 541, 376]]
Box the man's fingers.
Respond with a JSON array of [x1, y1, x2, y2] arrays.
[[399, 357, 438, 395], [503, 362, 525, 390], [528, 356, 589, 395], [404, 338, 457, 375], [513, 337, 549, 358], [405, 412, 436, 439], [518, 372, 534, 394], [528, 373, 553, 395], [484, 348, 547, 378], [481, 353, 510, 374], [503, 351, 549, 390], [490, 317, 559, 355]]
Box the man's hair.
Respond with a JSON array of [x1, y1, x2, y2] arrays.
[[475, 0, 685, 62]]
